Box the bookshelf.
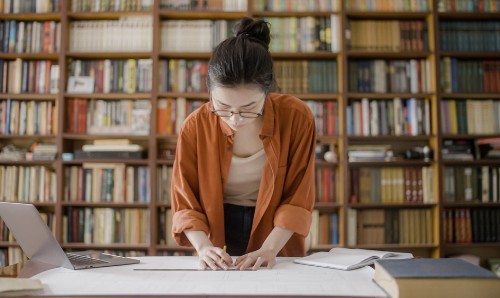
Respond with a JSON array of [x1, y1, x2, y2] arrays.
[[1, 0, 499, 268]]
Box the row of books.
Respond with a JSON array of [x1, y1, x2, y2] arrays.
[[0, 165, 57, 203], [156, 98, 203, 135], [0, 247, 24, 267], [157, 165, 172, 204], [438, 0, 500, 12], [274, 60, 338, 93], [0, 21, 61, 54], [306, 100, 339, 136], [254, 0, 339, 12], [64, 164, 151, 203], [157, 207, 176, 246], [440, 58, 500, 93], [444, 166, 500, 203], [1, 0, 60, 13], [345, 0, 430, 12], [346, 20, 428, 52], [350, 167, 435, 205], [160, 20, 234, 52], [66, 98, 151, 135], [439, 21, 500, 52], [310, 210, 339, 246], [63, 207, 150, 244], [265, 16, 340, 52], [71, 0, 153, 12], [0, 59, 59, 94], [315, 168, 337, 203], [0, 99, 56, 136], [158, 59, 208, 93], [68, 59, 153, 94], [441, 99, 500, 135], [348, 59, 432, 93], [442, 208, 500, 244], [347, 97, 431, 136], [349, 208, 434, 246], [69, 17, 153, 53], [160, 0, 247, 11]]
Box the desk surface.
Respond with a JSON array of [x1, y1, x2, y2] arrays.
[[2, 256, 388, 298]]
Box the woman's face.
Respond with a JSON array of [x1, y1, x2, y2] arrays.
[[210, 85, 266, 131]]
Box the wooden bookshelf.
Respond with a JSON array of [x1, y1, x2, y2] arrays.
[[1, 0, 499, 267]]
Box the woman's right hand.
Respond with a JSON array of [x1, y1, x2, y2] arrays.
[[198, 245, 233, 270]]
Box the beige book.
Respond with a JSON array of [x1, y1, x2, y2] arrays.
[[0, 278, 42, 293]]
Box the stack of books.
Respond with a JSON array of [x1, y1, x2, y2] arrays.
[[75, 139, 144, 160], [348, 144, 393, 162]]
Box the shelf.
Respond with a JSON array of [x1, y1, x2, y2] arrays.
[[61, 202, 150, 208], [292, 93, 339, 100], [66, 52, 152, 59], [347, 243, 438, 249], [63, 159, 149, 165], [156, 203, 172, 208], [438, 12, 500, 20], [348, 160, 433, 167], [0, 94, 57, 100], [315, 160, 338, 167], [347, 51, 431, 59], [440, 93, 500, 99], [62, 243, 150, 250], [441, 134, 500, 139], [347, 93, 434, 99], [314, 203, 342, 210], [0, 242, 19, 247], [67, 11, 152, 20], [349, 203, 436, 209], [157, 92, 208, 99], [156, 245, 195, 251], [443, 202, 500, 208], [0, 160, 56, 166], [443, 243, 500, 248], [442, 160, 500, 166], [0, 12, 61, 21], [271, 52, 340, 59], [159, 10, 247, 19], [0, 53, 60, 60], [62, 134, 150, 140], [0, 134, 56, 139], [159, 52, 212, 59], [439, 52, 500, 59], [252, 11, 339, 17], [64, 93, 152, 99], [345, 11, 431, 19], [348, 135, 433, 141], [156, 159, 175, 165]]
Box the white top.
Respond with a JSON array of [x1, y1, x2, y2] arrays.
[[224, 149, 266, 207]]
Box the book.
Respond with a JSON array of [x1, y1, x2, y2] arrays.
[[293, 247, 413, 270], [374, 258, 500, 298]]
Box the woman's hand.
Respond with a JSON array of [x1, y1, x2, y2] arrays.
[[198, 245, 233, 270], [234, 247, 277, 270]]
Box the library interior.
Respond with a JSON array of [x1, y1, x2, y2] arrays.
[[0, 0, 500, 296]]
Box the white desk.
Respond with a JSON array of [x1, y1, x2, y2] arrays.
[[9, 257, 388, 297]]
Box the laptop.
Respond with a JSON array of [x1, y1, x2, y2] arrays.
[[0, 202, 140, 270]]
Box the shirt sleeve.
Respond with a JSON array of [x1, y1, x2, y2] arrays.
[[274, 112, 316, 236], [170, 119, 210, 246]]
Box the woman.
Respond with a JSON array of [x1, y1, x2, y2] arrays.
[[171, 17, 316, 270]]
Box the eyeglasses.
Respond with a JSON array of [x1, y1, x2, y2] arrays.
[[210, 94, 265, 118], [210, 110, 262, 118]]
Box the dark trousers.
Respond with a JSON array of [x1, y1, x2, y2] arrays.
[[224, 203, 255, 256]]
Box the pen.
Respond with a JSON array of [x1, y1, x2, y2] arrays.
[[220, 245, 227, 263]]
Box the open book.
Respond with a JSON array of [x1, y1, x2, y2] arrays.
[[294, 248, 413, 271]]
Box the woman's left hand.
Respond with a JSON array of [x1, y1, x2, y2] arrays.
[[234, 248, 277, 270]]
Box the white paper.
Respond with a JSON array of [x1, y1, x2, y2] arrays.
[[30, 257, 388, 297]]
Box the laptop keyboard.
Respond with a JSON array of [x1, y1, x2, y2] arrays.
[[66, 253, 110, 266]]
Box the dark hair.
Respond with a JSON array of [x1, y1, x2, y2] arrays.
[[206, 17, 277, 93]]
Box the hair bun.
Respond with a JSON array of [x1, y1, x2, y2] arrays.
[[233, 17, 271, 49]]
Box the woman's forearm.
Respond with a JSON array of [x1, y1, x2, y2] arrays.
[[184, 230, 214, 252], [260, 226, 294, 255]]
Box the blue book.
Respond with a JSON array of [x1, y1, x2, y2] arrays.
[[374, 258, 500, 298]]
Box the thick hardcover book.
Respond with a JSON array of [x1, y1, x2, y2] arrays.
[[374, 258, 500, 298], [74, 150, 144, 160]]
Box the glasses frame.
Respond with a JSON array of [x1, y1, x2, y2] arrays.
[[209, 94, 266, 119]]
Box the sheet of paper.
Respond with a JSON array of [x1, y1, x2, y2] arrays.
[[30, 257, 387, 297]]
